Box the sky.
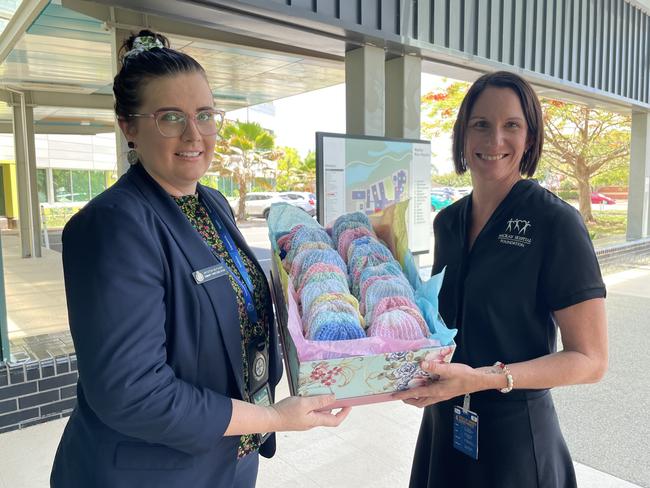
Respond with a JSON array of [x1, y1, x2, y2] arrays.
[[227, 73, 456, 174]]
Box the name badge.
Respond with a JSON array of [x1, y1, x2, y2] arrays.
[[192, 264, 228, 284], [453, 394, 479, 460]]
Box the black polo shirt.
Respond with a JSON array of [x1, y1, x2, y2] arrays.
[[433, 179, 606, 368]]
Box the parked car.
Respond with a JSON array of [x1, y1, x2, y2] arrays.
[[279, 191, 317, 216], [432, 187, 461, 201], [230, 192, 289, 219], [431, 191, 454, 211], [230, 191, 315, 219], [590, 192, 616, 205]]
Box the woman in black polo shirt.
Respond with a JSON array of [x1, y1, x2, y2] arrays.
[[394, 71, 607, 488]]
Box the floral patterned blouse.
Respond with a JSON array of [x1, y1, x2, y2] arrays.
[[173, 194, 270, 459]]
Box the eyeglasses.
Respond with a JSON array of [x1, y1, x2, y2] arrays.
[[127, 109, 225, 138]]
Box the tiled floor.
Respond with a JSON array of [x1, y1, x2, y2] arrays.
[[1, 232, 68, 342]]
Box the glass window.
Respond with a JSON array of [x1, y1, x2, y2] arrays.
[[36, 169, 48, 203], [71, 170, 91, 202], [53, 169, 72, 203], [90, 170, 107, 198]]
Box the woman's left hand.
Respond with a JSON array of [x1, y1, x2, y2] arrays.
[[392, 358, 479, 408]]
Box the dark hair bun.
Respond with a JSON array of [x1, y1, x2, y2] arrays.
[[112, 29, 206, 119]]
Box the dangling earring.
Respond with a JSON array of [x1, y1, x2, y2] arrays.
[[127, 141, 139, 165]]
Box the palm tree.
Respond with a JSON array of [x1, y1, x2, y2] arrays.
[[298, 150, 316, 193], [212, 121, 281, 220]]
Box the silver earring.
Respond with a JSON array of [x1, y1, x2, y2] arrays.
[[127, 142, 139, 165]]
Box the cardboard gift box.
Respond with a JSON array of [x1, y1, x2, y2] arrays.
[[269, 252, 456, 409]]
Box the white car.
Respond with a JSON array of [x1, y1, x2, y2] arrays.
[[279, 191, 316, 216], [230, 192, 289, 219]]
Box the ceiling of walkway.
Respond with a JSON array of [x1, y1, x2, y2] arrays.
[[0, 1, 344, 133]]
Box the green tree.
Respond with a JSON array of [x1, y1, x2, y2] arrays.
[[431, 171, 472, 187], [276, 147, 303, 191], [212, 121, 281, 220], [590, 164, 629, 188], [299, 150, 316, 192], [275, 148, 316, 192], [540, 100, 630, 221]]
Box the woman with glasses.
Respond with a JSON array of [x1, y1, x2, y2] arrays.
[[50, 30, 349, 488]]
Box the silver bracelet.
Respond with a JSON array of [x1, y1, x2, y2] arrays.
[[493, 361, 514, 393]]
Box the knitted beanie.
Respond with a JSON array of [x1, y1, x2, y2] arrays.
[[300, 278, 349, 316], [290, 248, 346, 282], [284, 241, 332, 269], [353, 261, 404, 296], [337, 226, 374, 261], [290, 226, 333, 250], [350, 254, 396, 293], [332, 211, 371, 240], [303, 299, 361, 335], [277, 224, 305, 252], [367, 309, 427, 340], [370, 295, 419, 322], [359, 274, 411, 307], [294, 262, 349, 291], [308, 310, 366, 341], [308, 292, 361, 316], [390, 305, 430, 337], [347, 236, 392, 263], [298, 272, 350, 302], [362, 279, 415, 317]]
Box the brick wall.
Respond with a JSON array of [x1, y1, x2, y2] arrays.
[[0, 354, 77, 433]]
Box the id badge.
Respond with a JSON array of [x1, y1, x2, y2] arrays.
[[248, 341, 269, 393], [252, 383, 273, 443], [453, 394, 478, 460]]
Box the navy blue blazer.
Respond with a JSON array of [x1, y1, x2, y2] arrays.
[[51, 163, 282, 488]]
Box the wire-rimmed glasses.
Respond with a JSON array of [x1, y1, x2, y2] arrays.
[[127, 109, 225, 137]]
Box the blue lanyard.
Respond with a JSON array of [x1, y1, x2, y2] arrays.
[[202, 199, 258, 325]]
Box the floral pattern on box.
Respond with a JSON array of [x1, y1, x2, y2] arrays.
[[295, 345, 455, 398]]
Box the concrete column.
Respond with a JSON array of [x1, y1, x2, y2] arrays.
[[627, 112, 650, 240], [111, 27, 132, 176], [0, 231, 8, 361], [385, 55, 422, 139], [345, 46, 385, 136], [11, 92, 41, 257], [47, 167, 54, 204]]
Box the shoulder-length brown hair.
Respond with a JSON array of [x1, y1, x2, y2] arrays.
[[452, 71, 544, 177]]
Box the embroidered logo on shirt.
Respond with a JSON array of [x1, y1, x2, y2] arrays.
[[498, 218, 532, 247]]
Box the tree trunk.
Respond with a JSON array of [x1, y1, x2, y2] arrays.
[[577, 177, 593, 222], [237, 176, 247, 221], [577, 110, 594, 223]]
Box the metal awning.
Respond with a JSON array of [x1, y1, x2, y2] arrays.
[[0, 1, 344, 133]]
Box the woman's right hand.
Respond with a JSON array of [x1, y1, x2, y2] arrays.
[[267, 395, 351, 432]]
